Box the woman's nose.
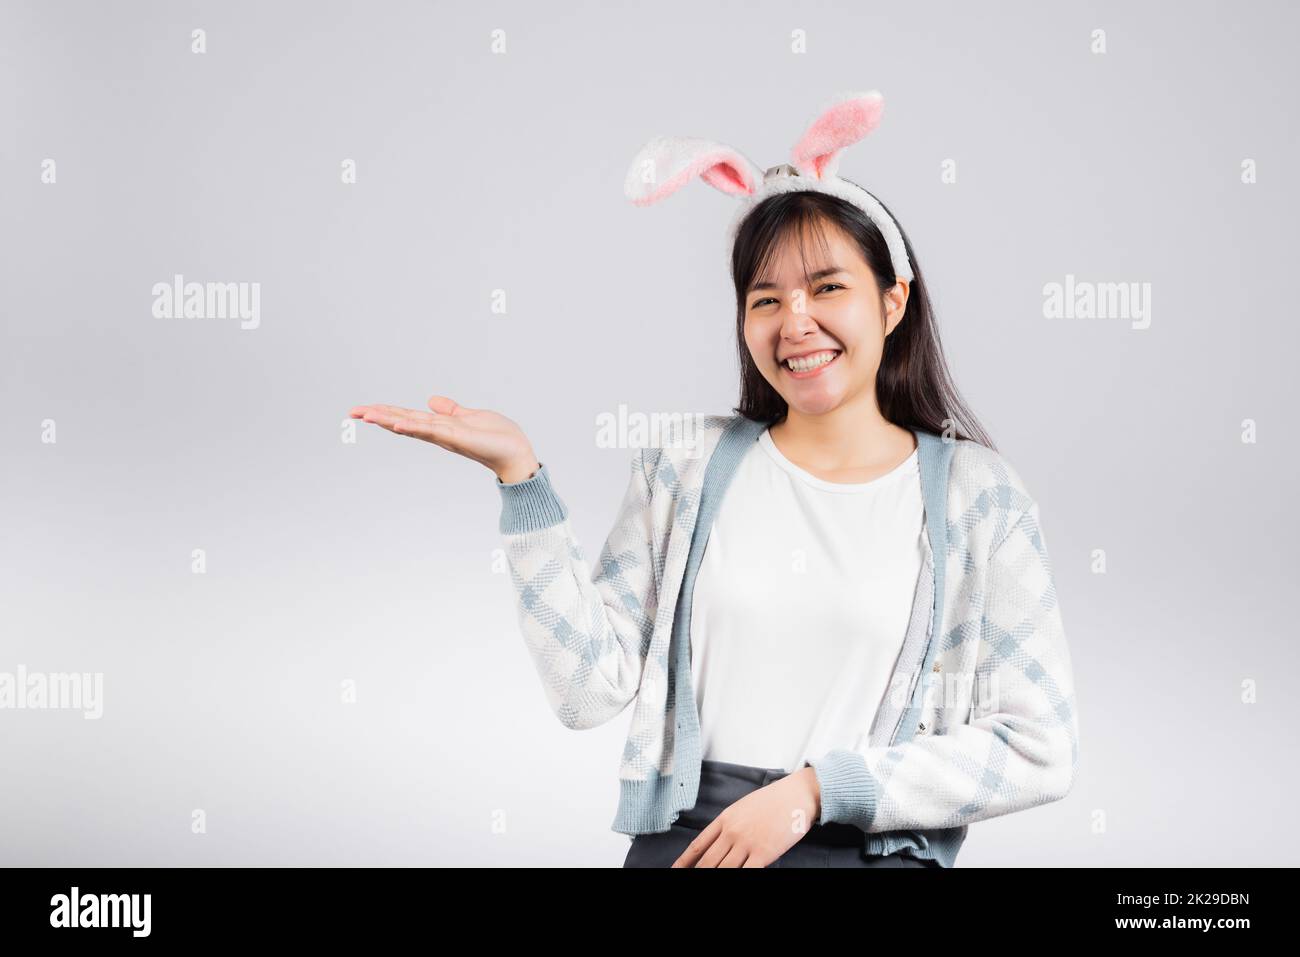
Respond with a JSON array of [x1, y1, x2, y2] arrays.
[[780, 303, 818, 336]]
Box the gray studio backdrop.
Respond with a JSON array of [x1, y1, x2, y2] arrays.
[[2, 0, 1296, 866]]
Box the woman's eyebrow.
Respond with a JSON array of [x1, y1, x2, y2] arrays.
[[749, 267, 846, 292]]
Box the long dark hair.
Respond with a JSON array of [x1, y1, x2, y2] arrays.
[[729, 182, 995, 450]]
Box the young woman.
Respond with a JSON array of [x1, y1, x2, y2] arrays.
[[350, 92, 1079, 868]]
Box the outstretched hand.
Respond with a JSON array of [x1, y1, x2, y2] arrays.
[[349, 395, 540, 483]]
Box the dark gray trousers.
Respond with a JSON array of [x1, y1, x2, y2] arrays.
[[623, 758, 942, 868]]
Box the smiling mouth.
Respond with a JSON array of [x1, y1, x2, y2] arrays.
[[782, 349, 841, 376]]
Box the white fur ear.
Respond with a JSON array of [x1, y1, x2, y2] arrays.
[[624, 135, 763, 205], [790, 90, 885, 180]]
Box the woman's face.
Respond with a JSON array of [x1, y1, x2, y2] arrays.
[[743, 219, 908, 418]]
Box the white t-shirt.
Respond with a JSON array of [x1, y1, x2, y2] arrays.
[[689, 426, 925, 772]]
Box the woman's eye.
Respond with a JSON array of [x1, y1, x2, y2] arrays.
[[750, 285, 841, 309]]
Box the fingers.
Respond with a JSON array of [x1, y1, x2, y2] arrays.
[[350, 398, 470, 428], [719, 845, 749, 868], [347, 401, 469, 459], [357, 415, 405, 438], [390, 416, 454, 444], [349, 404, 431, 422], [694, 836, 736, 868], [672, 818, 723, 868], [352, 406, 444, 437]]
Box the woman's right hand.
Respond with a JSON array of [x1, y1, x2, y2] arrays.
[[349, 395, 541, 484]]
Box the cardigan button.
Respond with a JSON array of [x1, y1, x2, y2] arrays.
[[932, 661, 942, 672]]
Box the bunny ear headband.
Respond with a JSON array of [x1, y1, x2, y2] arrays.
[[622, 90, 913, 284]]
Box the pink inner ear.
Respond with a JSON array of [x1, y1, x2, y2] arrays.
[[632, 145, 757, 205], [700, 160, 755, 196], [792, 94, 885, 179]]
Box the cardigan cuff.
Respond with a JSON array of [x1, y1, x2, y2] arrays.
[[807, 749, 880, 831], [496, 461, 569, 534]]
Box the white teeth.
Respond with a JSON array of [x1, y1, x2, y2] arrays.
[[785, 350, 838, 372]]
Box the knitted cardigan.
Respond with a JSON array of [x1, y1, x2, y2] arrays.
[[494, 413, 1079, 867]]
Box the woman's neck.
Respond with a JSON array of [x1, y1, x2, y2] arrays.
[[768, 400, 916, 485]]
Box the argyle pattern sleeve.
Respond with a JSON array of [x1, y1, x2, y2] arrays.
[[496, 449, 660, 731], [808, 495, 1079, 832]]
